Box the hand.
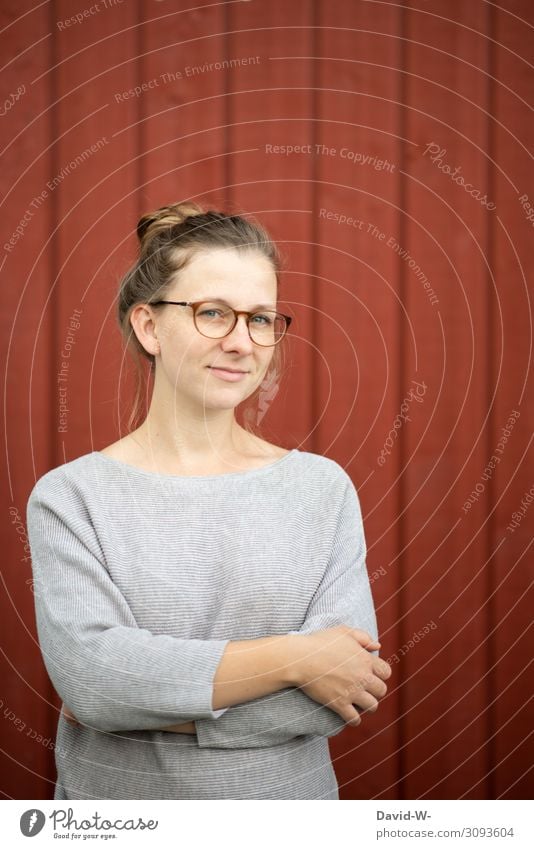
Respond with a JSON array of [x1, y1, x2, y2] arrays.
[[288, 625, 391, 727]]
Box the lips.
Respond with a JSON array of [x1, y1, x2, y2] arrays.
[[207, 365, 250, 383], [208, 366, 249, 374]]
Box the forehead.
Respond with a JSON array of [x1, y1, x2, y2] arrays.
[[168, 247, 277, 307]]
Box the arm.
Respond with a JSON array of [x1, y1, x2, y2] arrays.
[[27, 476, 303, 734], [27, 479, 232, 733], [194, 474, 380, 749]]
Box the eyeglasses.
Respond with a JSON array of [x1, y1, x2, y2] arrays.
[[150, 300, 292, 347]]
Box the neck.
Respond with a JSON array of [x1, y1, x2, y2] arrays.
[[133, 381, 253, 464]]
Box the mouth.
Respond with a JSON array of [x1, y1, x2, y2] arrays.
[[208, 366, 249, 374], [207, 366, 250, 382]]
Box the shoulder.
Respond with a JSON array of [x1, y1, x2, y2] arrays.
[[293, 450, 354, 483], [289, 453, 365, 543], [26, 455, 109, 558], [27, 452, 99, 510], [291, 450, 358, 500]]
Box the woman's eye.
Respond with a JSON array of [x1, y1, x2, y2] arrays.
[[252, 314, 273, 325], [200, 309, 223, 318]]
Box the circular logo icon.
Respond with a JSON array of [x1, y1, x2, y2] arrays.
[[20, 809, 46, 837]]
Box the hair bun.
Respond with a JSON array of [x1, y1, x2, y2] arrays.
[[137, 201, 204, 250]]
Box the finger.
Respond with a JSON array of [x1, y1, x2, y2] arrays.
[[345, 671, 386, 704], [351, 629, 380, 648], [373, 658, 392, 680], [366, 677, 388, 699], [335, 704, 362, 727], [354, 642, 382, 660], [352, 693, 379, 713]]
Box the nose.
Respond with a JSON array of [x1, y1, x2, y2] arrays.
[[219, 314, 255, 354]]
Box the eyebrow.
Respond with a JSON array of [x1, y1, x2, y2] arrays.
[[199, 297, 277, 311]]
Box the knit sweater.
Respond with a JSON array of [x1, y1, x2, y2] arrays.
[[26, 448, 379, 800]]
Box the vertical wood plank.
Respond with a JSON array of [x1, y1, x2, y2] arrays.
[[314, 1, 403, 799], [490, 1, 533, 800], [402, 0, 493, 798], [53, 0, 141, 458], [1, 0, 56, 800], [225, 1, 318, 449]]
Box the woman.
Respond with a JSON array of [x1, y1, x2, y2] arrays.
[[26, 202, 391, 800]]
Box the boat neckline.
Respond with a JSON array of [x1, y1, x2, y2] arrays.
[[89, 448, 299, 482]]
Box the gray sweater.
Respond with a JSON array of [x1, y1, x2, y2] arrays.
[[26, 448, 379, 800]]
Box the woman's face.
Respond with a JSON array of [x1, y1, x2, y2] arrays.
[[147, 247, 278, 412]]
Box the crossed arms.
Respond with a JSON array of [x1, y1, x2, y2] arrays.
[[28, 474, 380, 749]]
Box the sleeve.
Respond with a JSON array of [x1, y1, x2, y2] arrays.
[[26, 479, 230, 733], [194, 474, 379, 749]]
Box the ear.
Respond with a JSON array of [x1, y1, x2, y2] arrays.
[[129, 303, 160, 357]]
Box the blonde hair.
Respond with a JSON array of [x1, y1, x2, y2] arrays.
[[117, 201, 288, 434]]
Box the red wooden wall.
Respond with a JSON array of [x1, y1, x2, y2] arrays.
[[1, 0, 532, 800]]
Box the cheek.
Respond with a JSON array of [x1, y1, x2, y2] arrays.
[[165, 328, 211, 366], [249, 354, 274, 390]]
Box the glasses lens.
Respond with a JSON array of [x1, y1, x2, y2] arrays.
[[195, 303, 235, 338], [249, 312, 287, 346], [194, 303, 288, 346]]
